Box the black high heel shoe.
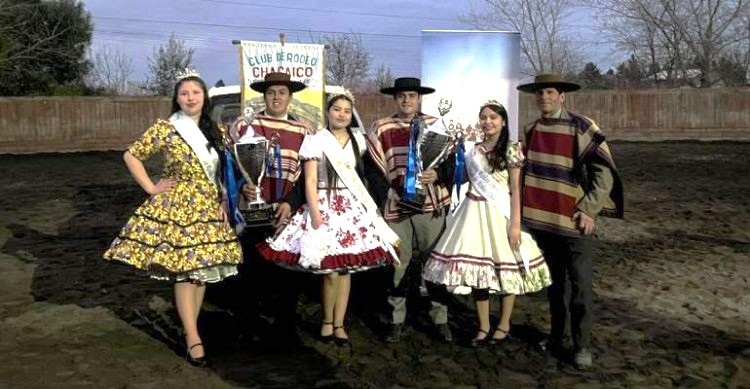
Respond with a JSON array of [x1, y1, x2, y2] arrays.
[[470, 329, 491, 348], [319, 321, 334, 343], [186, 343, 208, 367], [333, 325, 350, 347], [488, 326, 511, 345]]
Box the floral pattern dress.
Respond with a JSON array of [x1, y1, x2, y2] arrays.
[[103, 119, 242, 282], [422, 142, 552, 295], [257, 130, 393, 274]]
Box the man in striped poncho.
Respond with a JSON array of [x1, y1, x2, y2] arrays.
[[231, 72, 310, 346], [518, 74, 624, 369], [365, 77, 455, 344]]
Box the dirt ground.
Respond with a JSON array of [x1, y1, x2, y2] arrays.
[[0, 142, 748, 388]]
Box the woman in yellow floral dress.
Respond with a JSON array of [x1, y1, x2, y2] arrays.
[[103, 72, 242, 366]]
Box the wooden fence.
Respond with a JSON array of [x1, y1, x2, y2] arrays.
[[1, 88, 749, 153], [0, 96, 171, 153], [355, 88, 750, 142]]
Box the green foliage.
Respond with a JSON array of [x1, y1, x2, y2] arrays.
[[0, 0, 93, 96], [576, 62, 614, 90], [616, 55, 645, 88], [715, 56, 747, 87], [146, 34, 194, 96]]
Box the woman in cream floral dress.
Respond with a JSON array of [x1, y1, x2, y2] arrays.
[[422, 101, 551, 347], [104, 72, 241, 366]]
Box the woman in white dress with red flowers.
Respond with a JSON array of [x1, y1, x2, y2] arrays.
[[258, 94, 398, 346]]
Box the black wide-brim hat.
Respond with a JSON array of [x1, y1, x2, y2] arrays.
[[380, 77, 435, 95], [250, 72, 306, 93], [517, 73, 581, 93]]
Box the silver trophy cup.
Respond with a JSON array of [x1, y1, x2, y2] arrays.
[[399, 124, 454, 212], [233, 138, 275, 228]]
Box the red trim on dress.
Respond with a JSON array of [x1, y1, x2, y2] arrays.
[[257, 243, 390, 270]]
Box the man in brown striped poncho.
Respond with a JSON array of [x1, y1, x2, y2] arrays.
[[365, 77, 455, 343], [232, 72, 310, 346], [517, 74, 624, 369]]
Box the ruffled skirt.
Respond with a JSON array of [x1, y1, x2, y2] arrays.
[[423, 192, 551, 295], [103, 181, 242, 283], [258, 189, 393, 274]]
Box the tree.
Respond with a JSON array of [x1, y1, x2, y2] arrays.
[[0, 0, 93, 95], [358, 63, 395, 92], [85, 45, 134, 95], [577, 62, 613, 89], [372, 63, 394, 89], [146, 33, 194, 96], [715, 54, 747, 86], [616, 55, 645, 88], [320, 33, 371, 90], [590, 0, 750, 88], [460, 0, 585, 75]]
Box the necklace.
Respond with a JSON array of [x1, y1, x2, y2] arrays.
[[330, 129, 349, 146]]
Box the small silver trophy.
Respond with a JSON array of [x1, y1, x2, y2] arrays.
[[233, 137, 274, 227], [399, 99, 455, 212]]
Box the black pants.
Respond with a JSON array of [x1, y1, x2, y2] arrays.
[[236, 226, 301, 336], [531, 229, 593, 350]]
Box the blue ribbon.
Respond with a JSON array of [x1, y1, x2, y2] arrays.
[[404, 118, 421, 201], [274, 142, 282, 200], [222, 149, 246, 227], [264, 139, 283, 201], [454, 135, 465, 202]]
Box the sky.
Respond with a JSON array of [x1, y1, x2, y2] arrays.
[[83, 0, 617, 88]]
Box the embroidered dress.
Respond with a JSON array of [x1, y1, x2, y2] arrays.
[[422, 143, 551, 295], [258, 130, 394, 274], [104, 119, 242, 282]]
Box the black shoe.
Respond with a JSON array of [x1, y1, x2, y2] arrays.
[[384, 323, 403, 343], [470, 329, 490, 348], [488, 326, 511, 345], [435, 323, 453, 343], [185, 343, 208, 368], [333, 325, 351, 347], [319, 321, 334, 343]]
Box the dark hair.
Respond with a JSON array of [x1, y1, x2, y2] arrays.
[[170, 76, 222, 151], [324, 94, 363, 192], [479, 103, 510, 172]]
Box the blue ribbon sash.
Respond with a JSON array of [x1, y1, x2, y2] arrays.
[[454, 134, 465, 202], [222, 149, 246, 227], [404, 118, 421, 201]]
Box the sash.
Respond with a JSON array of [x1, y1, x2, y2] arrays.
[[169, 111, 219, 186], [466, 147, 529, 273], [222, 149, 246, 231], [319, 130, 401, 263], [403, 118, 421, 201]]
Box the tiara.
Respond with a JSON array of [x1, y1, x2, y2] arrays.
[[481, 99, 504, 109], [176, 68, 201, 81], [327, 87, 355, 104]]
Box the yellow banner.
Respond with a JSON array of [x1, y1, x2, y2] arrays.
[[239, 40, 326, 129]]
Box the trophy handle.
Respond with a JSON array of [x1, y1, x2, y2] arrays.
[[254, 169, 265, 204]]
